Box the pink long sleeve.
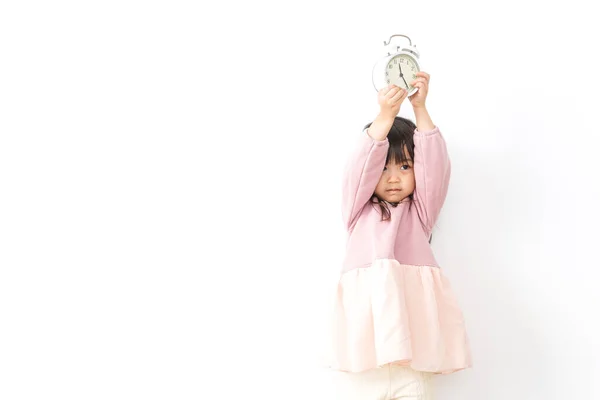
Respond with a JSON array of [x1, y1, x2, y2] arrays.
[[341, 129, 389, 231], [412, 126, 451, 233]]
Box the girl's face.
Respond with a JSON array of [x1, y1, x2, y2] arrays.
[[374, 146, 415, 203]]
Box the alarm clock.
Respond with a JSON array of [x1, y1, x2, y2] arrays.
[[371, 34, 421, 96]]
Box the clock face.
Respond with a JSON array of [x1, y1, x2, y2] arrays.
[[385, 54, 418, 90]]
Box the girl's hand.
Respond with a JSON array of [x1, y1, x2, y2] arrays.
[[378, 84, 408, 119], [409, 71, 430, 109]]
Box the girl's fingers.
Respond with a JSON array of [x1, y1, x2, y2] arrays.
[[389, 88, 407, 104], [379, 86, 390, 96], [385, 86, 401, 100], [415, 83, 427, 94], [411, 81, 428, 93], [400, 89, 409, 103], [380, 84, 398, 96], [410, 77, 427, 86], [415, 71, 430, 81]]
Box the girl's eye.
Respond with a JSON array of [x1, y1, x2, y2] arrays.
[[400, 164, 411, 170]]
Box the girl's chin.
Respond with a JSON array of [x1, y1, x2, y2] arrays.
[[384, 193, 407, 202]]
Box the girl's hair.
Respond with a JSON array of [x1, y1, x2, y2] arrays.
[[363, 116, 417, 222]]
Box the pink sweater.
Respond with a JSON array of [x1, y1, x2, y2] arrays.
[[327, 125, 472, 374], [341, 126, 451, 273]]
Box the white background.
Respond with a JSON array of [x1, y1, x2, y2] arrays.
[[1, 1, 599, 399]]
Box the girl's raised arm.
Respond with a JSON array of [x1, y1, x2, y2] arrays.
[[341, 127, 389, 231], [411, 125, 451, 234], [341, 86, 408, 231]]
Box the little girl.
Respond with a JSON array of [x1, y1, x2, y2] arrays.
[[329, 72, 472, 400]]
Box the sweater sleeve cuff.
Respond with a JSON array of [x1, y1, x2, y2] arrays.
[[364, 128, 389, 146], [413, 126, 440, 137]]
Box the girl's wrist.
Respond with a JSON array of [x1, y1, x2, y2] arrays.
[[413, 106, 435, 131], [377, 111, 396, 122], [368, 113, 395, 141]]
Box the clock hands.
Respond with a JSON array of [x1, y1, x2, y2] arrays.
[[398, 65, 409, 89]]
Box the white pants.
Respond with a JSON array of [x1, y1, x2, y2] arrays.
[[333, 364, 434, 400]]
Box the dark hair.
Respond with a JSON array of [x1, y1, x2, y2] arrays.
[[363, 116, 417, 222]]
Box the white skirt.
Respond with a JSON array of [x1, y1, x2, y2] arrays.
[[332, 363, 434, 400]]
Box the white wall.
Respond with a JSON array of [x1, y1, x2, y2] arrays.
[[2, 1, 599, 399]]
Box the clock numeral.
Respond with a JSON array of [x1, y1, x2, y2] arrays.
[[386, 79, 390, 84], [393, 59, 397, 64], [388, 65, 393, 69], [385, 72, 389, 77]]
